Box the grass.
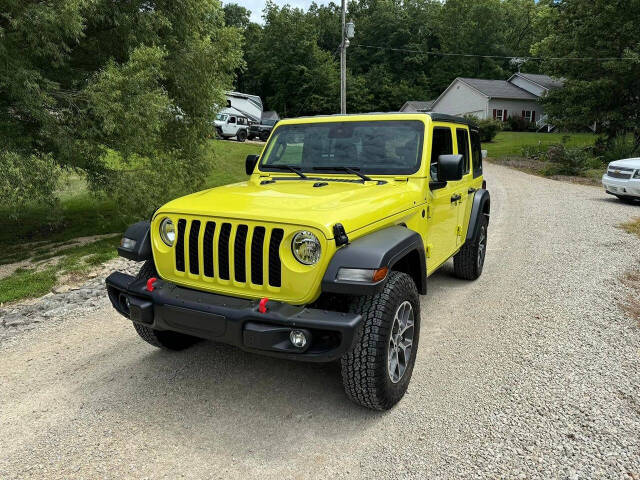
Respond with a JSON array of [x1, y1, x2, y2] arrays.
[[485, 131, 596, 158], [620, 218, 640, 238], [1, 140, 260, 303], [485, 131, 604, 184]]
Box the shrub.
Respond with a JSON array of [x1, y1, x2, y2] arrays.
[[464, 115, 502, 142], [506, 115, 534, 132], [597, 135, 638, 164], [539, 144, 594, 176], [0, 151, 60, 219]]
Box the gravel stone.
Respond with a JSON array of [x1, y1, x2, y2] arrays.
[[0, 163, 639, 479]]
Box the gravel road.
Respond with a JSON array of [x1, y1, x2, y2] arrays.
[[1, 163, 639, 479]]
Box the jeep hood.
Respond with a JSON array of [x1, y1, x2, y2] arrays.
[[156, 179, 421, 239]]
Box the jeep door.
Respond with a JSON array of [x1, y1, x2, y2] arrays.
[[427, 125, 460, 269], [454, 127, 474, 239]]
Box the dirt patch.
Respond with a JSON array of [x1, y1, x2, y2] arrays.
[[487, 157, 601, 186], [620, 270, 640, 325], [0, 233, 119, 280]]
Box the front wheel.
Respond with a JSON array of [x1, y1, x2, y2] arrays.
[[236, 129, 247, 142], [341, 271, 420, 410]]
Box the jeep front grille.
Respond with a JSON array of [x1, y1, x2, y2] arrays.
[[174, 218, 284, 288]]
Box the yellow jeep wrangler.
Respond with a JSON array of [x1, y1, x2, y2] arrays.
[[107, 113, 490, 410]]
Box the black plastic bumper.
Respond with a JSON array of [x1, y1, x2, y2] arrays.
[[105, 272, 362, 362]]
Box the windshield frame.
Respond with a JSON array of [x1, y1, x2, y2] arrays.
[[258, 119, 426, 176]]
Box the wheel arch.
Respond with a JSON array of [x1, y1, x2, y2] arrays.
[[321, 226, 427, 296], [466, 189, 490, 243]]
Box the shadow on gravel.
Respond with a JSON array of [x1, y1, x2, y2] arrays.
[[77, 329, 388, 461]]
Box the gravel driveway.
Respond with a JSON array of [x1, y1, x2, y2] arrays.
[[1, 163, 639, 479]]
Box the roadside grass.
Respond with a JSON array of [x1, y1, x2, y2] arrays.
[[2, 140, 259, 303], [486, 131, 603, 184], [485, 131, 596, 158], [620, 218, 640, 238]]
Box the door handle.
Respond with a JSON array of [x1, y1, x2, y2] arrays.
[[468, 187, 476, 194], [450, 194, 461, 203]]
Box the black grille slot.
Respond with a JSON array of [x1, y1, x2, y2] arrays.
[[234, 225, 248, 282], [608, 169, 632, 179], [175, 219, 187, 272], [188, 220, 201, 274], [218, 223, 232, 280], [268, 228, 284, 287], [251, 227, 266, 285], [202, 222, 216, 278]]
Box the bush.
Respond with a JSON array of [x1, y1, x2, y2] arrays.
[[463, 115, 502, 142], [507, 115, 535, 132], [0, 151, 60, 219], [596, 135, 638, 164], [538, 144, 594, 176]]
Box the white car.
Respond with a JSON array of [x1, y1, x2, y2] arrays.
[[214, 113, 249, 142], [602, 158, 640, 202]]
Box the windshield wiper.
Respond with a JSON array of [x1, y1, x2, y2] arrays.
[[312, 166, 372, 182], [266, 164, 307, 178]]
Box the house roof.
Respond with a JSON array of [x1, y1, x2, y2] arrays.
[[400, 100, 436, 112], [513, 73, 564, 90], [457, 78, 539, 100]]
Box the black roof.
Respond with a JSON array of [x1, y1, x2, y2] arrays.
[[291, 111, 473, 126]]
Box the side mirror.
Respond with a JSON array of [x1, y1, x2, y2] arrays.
[[438, 154, 464, 182], [245, 154, 259, 175]]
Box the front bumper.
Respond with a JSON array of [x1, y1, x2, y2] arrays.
[[106, 272, 362, 362], [602, 175, 640, 198]]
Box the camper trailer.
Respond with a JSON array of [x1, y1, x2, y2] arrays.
[[214, 91, 263, 141]]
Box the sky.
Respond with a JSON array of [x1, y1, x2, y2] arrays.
[[225, 1, 332, 23]]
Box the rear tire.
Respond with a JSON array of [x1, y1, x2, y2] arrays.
[[454, 214, 488, 280], [260, 131, 270, 142], [341, 272, 420, 410], [132, 261, 201, 351], [236, 129, 247, 142]]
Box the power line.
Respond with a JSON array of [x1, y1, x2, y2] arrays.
[[352, 44, 636, 62]]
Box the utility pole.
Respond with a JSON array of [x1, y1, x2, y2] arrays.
[[340, 0, 347, 114], [340, 4, 354, 115]]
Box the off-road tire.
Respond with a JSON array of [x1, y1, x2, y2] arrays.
[[132, 261, 201, 351], [236, 129, 247, 142], [260, 131, 270, 142], [341, 271, 420, 410], [454, 214, 488, 280]]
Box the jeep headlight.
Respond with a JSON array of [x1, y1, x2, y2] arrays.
[[159, 217, 176, 246], [291, 231, 321, 265]]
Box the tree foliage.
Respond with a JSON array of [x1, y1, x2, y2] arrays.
[[533, 0, 640, 149], [0, 0, 243, 215]]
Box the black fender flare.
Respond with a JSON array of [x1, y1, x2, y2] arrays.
[[322, 226, 427, 296], [117, 220, 152, 262], [466, 189, 490, 243]]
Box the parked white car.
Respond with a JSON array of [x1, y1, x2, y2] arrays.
[[602, 158, 640, 202]]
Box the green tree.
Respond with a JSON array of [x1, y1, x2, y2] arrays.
[[0, 0, 243, 216], [533, 0, 640, 149]]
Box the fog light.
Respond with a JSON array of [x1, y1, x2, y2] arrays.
[[290, 330, 307, 348]]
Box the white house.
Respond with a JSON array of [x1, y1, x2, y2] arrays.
[[428, 73, 563, 130]]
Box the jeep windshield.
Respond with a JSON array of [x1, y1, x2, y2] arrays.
[[260, 120, 424, 176]]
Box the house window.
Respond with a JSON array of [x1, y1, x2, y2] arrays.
[[492, 109, 507, 121], [522, 110, 536, 123]]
